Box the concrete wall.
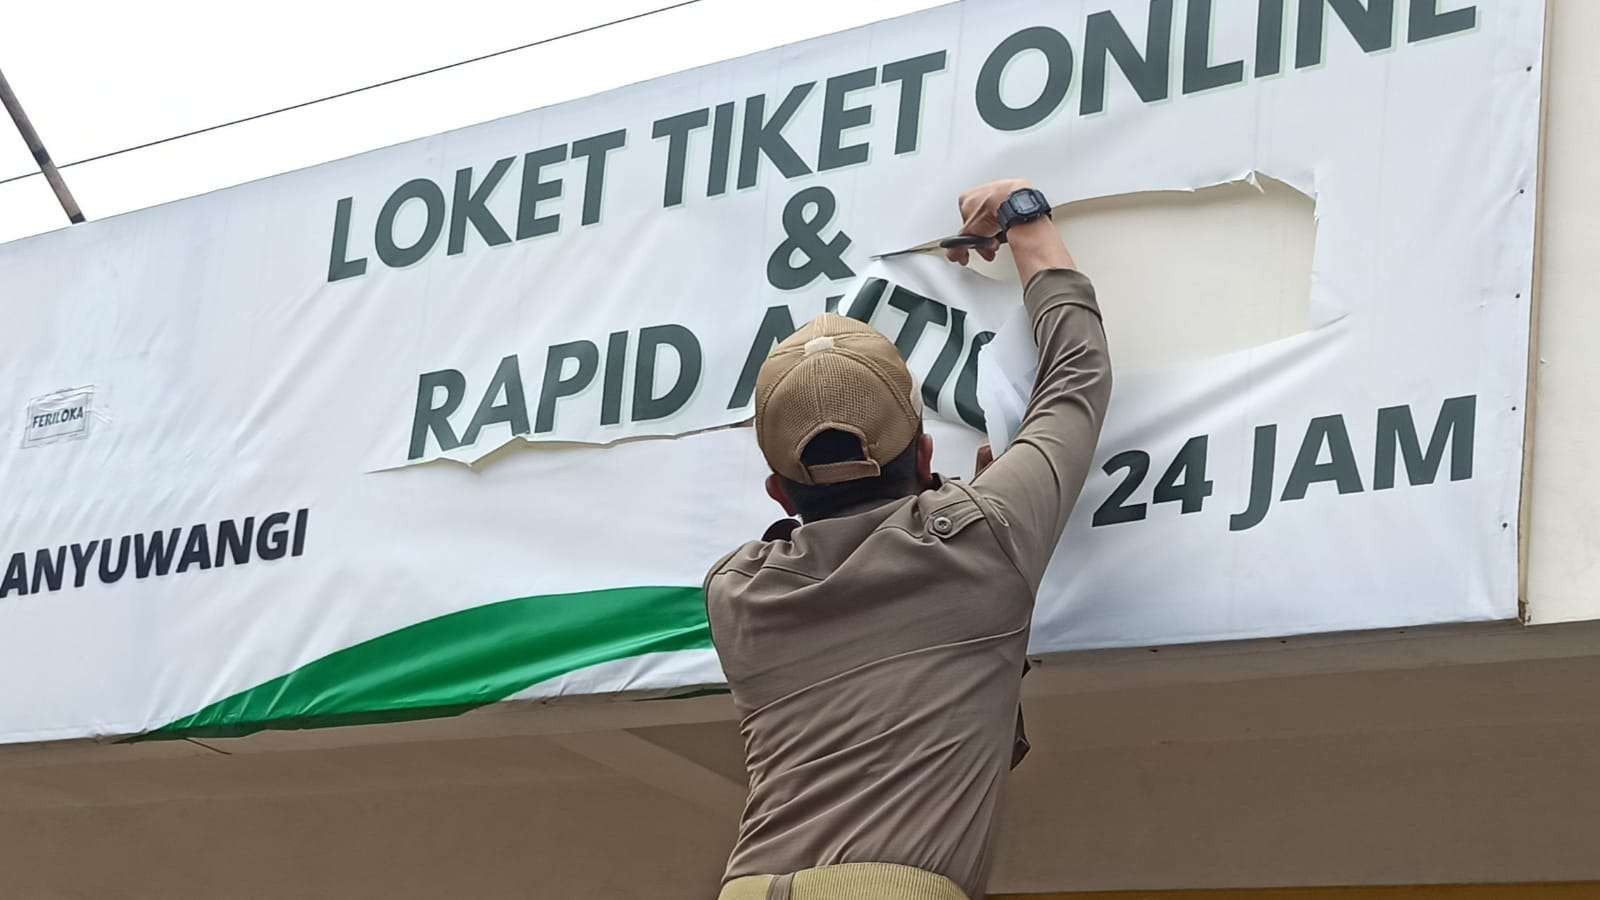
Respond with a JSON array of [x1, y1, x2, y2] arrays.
[[1524, 0, 1600, 624]]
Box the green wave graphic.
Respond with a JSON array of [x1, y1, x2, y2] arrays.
[[147, 585, 712, 740]]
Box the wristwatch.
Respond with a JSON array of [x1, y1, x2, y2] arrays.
[[996, 187, 1052, 235]]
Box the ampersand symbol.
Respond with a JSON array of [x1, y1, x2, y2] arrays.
[[766, 186, 855, 291]]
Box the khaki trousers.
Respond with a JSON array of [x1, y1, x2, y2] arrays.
[[717, 862, 969, 900]]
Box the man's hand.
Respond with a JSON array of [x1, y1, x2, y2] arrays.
[[947, 178, 1075, 286], [974, 443, 995, 477], [945, 179, 1030, 266]]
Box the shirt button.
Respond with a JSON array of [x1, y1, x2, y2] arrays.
[[931, 515, 953, 535]]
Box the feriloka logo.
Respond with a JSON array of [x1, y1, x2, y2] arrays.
[[21, 386, 94, 449]]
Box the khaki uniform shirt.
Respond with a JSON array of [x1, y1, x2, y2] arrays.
[[705, 269, 1110, 900]]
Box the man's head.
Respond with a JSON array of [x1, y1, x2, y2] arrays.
[[754, 313, 935, 522]]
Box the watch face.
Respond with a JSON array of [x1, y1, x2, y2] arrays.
[[1013, 191, 1043, 216]]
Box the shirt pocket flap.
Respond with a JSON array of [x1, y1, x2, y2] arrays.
[[920, 495, 985, 540]]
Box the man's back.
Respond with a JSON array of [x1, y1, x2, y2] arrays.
[[709, 262, 1109, 899], [707, 479, 1031, 899], [709, 179, 1109, 898]]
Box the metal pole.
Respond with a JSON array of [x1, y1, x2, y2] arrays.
[[0, 66, 84, 224]]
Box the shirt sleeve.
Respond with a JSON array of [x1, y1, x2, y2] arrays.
[[971, 268, 1112, 592]]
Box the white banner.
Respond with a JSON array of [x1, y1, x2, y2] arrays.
[[0, 0, 1542, 744]]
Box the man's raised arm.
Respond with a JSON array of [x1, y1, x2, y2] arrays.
[[951, 180, 1113, 590]]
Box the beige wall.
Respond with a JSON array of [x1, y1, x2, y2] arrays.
[[1524, 0, 1600, 623]]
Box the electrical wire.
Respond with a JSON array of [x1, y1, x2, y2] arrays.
[[0, 0, 704, 188]]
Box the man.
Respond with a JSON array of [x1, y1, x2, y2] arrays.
[[705, 179, 1112, 900]]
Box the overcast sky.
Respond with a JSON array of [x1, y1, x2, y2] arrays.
[[0, 0, 946, 245]]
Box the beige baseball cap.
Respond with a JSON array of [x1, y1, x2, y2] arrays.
[[754, 313, 923, 485]]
